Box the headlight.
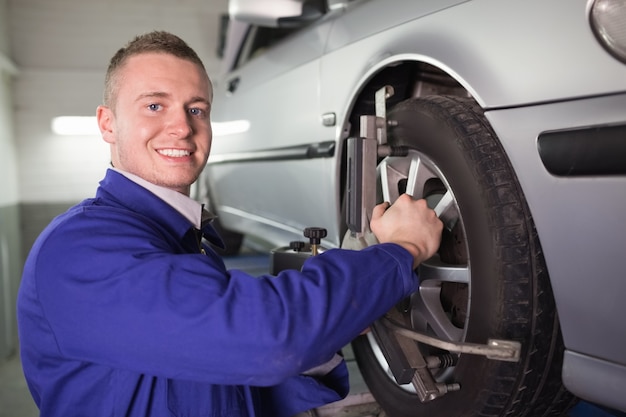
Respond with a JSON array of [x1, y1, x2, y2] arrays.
[[589, 0, 626, 63]]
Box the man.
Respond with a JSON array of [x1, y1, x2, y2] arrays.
[[17, 31, 443, 417]]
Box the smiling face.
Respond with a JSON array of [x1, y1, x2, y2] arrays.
[[97, 52, 212, 195]]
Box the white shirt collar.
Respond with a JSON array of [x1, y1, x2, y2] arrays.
[[111, 168, 203, 229]]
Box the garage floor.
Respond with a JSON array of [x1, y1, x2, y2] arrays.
[[1, 243, 624, 417]]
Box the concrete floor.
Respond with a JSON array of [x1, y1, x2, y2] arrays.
[[0, 351, 38, 417], [1, 245, 624, 417]]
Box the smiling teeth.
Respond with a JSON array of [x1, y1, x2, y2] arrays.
[[158, 149, 190, 157]]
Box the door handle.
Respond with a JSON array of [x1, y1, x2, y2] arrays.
[[227, 77, 240, 94]]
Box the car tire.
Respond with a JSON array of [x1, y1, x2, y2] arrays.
[[350, 95, 576, 417]]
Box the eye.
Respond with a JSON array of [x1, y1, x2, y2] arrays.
[[148, 103, 161, 111], [189, 107, 207, 118]]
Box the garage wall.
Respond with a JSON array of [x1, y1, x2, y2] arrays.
[[14, 69, 111, 256], [1, 0, 228, 361], [0, 0, 22, 361]]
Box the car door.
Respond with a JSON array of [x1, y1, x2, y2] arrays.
[[207, 17, 338, 247]]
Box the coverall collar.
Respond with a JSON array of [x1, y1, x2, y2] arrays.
[[98, 169, 225, 249]]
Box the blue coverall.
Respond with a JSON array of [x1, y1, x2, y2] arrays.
[[17, 169, 418, 417]]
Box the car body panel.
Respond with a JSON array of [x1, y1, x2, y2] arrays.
[[485, 93, 626, 366], [320, 0, 626, 366], [205, 0, 626, 409], [564, 351, 626, 413], [321, 0, 626, 112], [208, 17, 342, 243]]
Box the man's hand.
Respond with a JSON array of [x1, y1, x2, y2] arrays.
[[370, 194, 443, 269]]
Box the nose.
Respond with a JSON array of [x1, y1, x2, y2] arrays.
[[168, 108, 193, 138]]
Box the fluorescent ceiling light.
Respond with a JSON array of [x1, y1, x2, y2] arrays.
[[52, 116, 99, 135], [212, 120, 250, 136]]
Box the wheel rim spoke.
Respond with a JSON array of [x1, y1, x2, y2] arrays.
[[433, 191, 458, 230], [412, 288, 464, 341], [378, 157, 404, 202], [412, 258, 469, 341], [419, 256, 469, 284], [405, 154, 437, 199]]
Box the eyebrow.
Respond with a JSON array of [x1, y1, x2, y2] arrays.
[[136, 91, 169, 102], [189, 96, 212, 107]]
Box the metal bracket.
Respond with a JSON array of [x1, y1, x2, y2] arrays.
[[345, 85, 397, 238], [372, 311, 521, 403], [381, 315, 521, 362]]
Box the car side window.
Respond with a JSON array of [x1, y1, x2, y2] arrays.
[[234, 25, 300, 69]]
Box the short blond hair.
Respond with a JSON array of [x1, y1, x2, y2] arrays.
[[103, 31, 207, 109]]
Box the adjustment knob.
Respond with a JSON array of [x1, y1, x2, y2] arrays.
[[303, 227, 327, 256], [303, 227, 327, 244], [289, 241, 305, 252]]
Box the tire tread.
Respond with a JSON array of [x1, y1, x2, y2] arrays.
[[352, 95, 576, 417]]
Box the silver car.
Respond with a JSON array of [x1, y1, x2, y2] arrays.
[[198, 0, 626, 415]]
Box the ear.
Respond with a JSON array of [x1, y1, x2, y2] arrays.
[[97, 105, 116, 144]]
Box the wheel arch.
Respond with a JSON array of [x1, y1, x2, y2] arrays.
[[340, 55, 480, 134], [336, 57, 478, 236]]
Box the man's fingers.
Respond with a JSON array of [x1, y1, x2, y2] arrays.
[[371, 201, 391, 220]]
